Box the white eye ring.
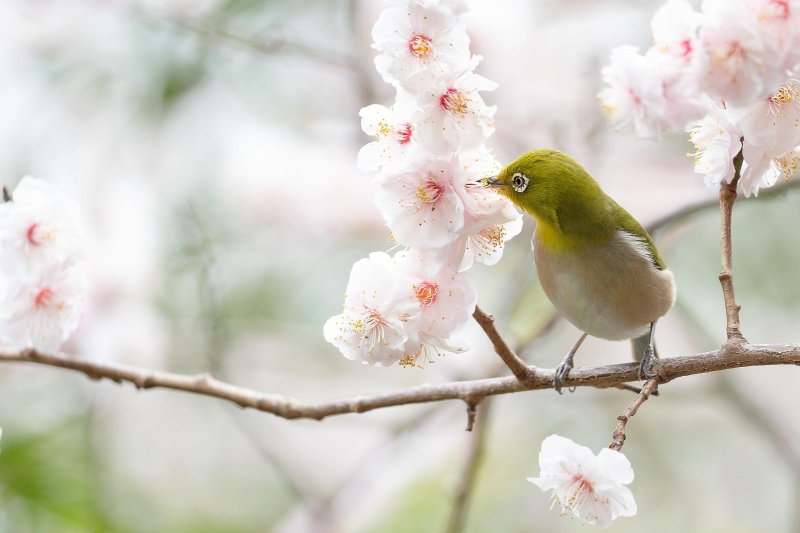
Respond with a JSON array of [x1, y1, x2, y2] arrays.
[[511, 172, 529, 193]]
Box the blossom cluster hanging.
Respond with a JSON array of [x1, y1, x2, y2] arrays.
[[0, 177, 88, 353], [598, 0, 800, 196], [324, 0, 521, 367]]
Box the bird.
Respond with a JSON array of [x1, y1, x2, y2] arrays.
[[486, 149, 676, 393]]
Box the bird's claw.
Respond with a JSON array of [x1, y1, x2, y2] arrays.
[[638, 345, 658, 380], [554, 357, 574, 395]]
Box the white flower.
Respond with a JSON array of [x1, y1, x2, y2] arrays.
[[357, 97, 421, 175], [393, 247, 476, 363], [372, 2, 472, 91], [387, 0, 471, 16], [323, 252, 421, 366], [375, 157, 466, 248], [0, 261, 88, 354], [696, 0, 786, 106], [450, 147, 522, 268], [733, 80, 800, 157], [0, 176, 85, 269], [650, 0, 701, 65], [598, 46, 670, 139], [528, 435, 637, 528], [743, 0, 800, 71], [740, 144, 800, 195], [687, 102, 743, 188], [415, 69, 497, 155]]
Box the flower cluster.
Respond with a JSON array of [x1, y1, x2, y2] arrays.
[[0, 177, 88, 353], [325, 0, 521, 367], [528, 435, 638, 528], [598, 0, 800, 196]]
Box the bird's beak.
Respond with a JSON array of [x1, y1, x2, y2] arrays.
[[482, 176, 505, 188]]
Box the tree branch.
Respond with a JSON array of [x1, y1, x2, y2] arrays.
[[445, 401, 491, 533], [719, 149, 747, 343], [472, 306, 532, 382], [1, 343, 798, 421], [609, 378, 659, 451]]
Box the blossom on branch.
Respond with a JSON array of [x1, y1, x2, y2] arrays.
[[0, 176, 84, 266], [415, 68, 497, 154], [323, 252, 421, 366], [528, 435, 637, 528], [0, 177, 88, 353], [393, 247, 476, 362], [357, 94, 424, 174], [372, 1, 472, 91]]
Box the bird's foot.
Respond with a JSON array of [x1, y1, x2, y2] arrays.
[[554, 354, 575, 395], [638, 345, 659, 380]]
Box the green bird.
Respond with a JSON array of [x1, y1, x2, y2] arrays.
[[487, 149, 676, 392]]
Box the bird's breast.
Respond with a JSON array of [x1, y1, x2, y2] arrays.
[[533, 228, 676, 340]]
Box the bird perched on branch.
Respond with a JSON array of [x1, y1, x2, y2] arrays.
[[487, 149, 675, 393]]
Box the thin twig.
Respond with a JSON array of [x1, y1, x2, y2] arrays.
[[472, 306, 532, 382], [445, 401, 492, 533], [645, 177, 800, 236], [609, 378, 659, 451], [1, 343, 799, 421], [719, 149, 747, 344]]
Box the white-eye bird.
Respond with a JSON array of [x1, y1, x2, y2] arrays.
[[487, 149, 676, 392]]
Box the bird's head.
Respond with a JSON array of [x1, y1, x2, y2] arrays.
[[485, 149, 606, 228]]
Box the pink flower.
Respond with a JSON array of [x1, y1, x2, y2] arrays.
[[687, 101, 744, 188], [372, 2, 472, 91], [598, 46, 670, 139], [323, 252, 421, 366], [0, 262, 88, 354], [375, 158, 466, 248], [393, 247, 476, 362], [357, 98, 422, 175], [696, 0, 786, 106], [414, 68, 497, 154], [0, 176, 85, 268], [528, 435, 637, 528]]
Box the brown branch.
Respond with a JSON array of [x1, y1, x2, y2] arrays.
[[1, 343, 799, 421], [609, 378, 659, 451], [446, 401, 491, 533], [719, 150, 747, 344], [644, 177, 800, 237], [472, 306, 532, 382]]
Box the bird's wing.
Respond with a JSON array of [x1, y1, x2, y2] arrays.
[[612, 201, 668, 271]]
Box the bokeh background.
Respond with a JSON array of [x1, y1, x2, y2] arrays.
[[1, 0, 799, 531]]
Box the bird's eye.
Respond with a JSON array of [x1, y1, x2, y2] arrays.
[[511, 172, 529, 193]]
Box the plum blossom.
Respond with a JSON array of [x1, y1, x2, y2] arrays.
[[743, 0, 800, 71], [393, 247, 476, 364], [449, 147, 522, 268], [375, 158, 466, 248], [0, 176, 85, 268], [0, 262, 88, 353], [415, 69, 497, 154], [528, 435, 637, 528], [0, 177, 88, 353], [687, 103, 743, 188], [372, 2, 472, 90], [357, 99, 421, 174], [733, 80, 800, 157], [649, 0, 701, 65], [324, 252, 421, 366], [326, 0, 517, 365], [696, 0, 786, 106], [598, 46, 671, 139]]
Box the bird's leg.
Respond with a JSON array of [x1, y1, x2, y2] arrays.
[[638, 321, 659, 380], [554, 332, 588, 394]]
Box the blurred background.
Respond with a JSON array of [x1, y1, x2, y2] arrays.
[[0, 0, 799, 531]]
